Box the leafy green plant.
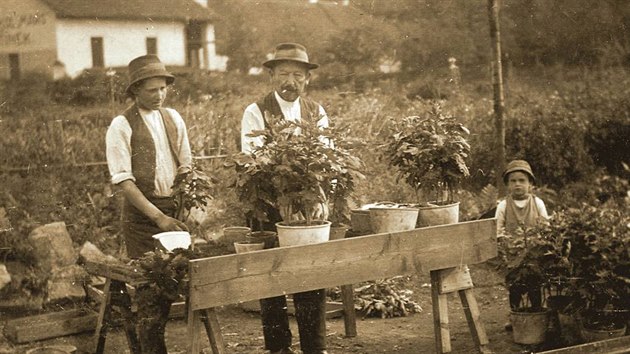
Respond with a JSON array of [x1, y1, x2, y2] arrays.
[[226, 112, 364, 226], [501, 205, 630, 327], [383, 103, 470, 205], [171, 162, 218, 222], [552, 206, 630, 329], [501, 222, 569, 312]]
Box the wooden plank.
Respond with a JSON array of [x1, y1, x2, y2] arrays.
[[439, 266, 473, 294], [431, 270, 451, 353], [202, 308, 225, 354], [340, 284, 357, 338], [187, 308, 203, 354], [189, 219, 496, 311], [538, 335, 630, 354], [4, 308, 98, 344], [458, 288, 489, 349], [86, 284, 185, 319], [94, 279, 112, 353], [83, 261, 147, 286]]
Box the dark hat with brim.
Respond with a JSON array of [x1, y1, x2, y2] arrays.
[[262, 43, 319, 70], [502, 160, 536, 183], [125, 54, 175, 95]]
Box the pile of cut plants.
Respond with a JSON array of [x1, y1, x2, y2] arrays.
[[330, 277, 423, 319]]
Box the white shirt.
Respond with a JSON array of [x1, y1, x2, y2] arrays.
[[241, 91, 329, 153], [105, 107, 192, 197], [495, 196, 549, 234]]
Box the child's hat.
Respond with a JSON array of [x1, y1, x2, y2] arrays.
[[502, 160, 535, 183]]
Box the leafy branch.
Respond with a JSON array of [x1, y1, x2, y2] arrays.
[[383, 103, 470, 204]]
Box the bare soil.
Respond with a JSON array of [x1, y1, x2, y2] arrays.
[[0, 263, 568, 354]]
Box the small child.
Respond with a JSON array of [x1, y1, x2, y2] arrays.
[[496, 160, 550, 318], [495, 159, 549, 235]]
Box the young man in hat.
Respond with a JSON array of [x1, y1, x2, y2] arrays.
[[105, 54, 192, 353], [494, 159, 549, 236], [241, 43, 330, 354]]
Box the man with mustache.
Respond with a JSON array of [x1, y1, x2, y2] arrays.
[[105, 54, 191, 353], [241, 43, 330, 354]]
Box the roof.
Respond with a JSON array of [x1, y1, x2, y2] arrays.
[[39, 0, 214, 22]]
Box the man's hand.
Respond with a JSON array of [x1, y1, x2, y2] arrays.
[[155, 214, 189, 232]]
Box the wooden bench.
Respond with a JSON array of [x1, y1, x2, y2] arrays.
[[187, 219, 497, 353], [83, 258, 357, 354], [83, 261, 147, 354]]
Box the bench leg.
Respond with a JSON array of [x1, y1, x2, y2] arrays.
[[202, 308, 225, 354], [188, 306, 202, 354], [431, 270, 451, 353], [93, 278, 112, 354], [111, 281, 140, 354], [340, 284, 357, 337], [458, 288, 490, 353]]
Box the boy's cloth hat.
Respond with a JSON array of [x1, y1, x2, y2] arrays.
[[503, 160, 536, 183], [126, 55, 175, 95], [262, 43, 319, 70]]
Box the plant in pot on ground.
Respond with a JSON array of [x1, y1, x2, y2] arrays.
[[226, 112, 364, 246], [555, 206, 630, 342], [499, 218, 580, 346], [382, 103, 471, 228]]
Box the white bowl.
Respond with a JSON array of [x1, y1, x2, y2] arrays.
[[152, 231, 191, 252]]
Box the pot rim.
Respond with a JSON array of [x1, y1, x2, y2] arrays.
[[276, 220, 331, 228], [417, 201, 460, 210]]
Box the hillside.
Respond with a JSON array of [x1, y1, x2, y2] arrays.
[[210, 0, 401, 69]]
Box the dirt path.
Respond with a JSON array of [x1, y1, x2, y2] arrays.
[[0, 265, 545, 354]]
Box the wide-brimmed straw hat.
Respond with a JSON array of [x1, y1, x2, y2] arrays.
[[125, 55, 175, 95], [502, 160, 536, 183], [262, 43, 319, 70]]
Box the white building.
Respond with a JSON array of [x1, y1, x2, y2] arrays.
[[0, 0, 227, 80]]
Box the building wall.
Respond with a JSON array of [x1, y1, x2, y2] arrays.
[[0, 0, 57, 79], [205, 24, 227, 71], [56, 19, 187, 77]]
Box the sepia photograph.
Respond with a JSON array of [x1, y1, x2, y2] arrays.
[[1, 0, 629, 353]]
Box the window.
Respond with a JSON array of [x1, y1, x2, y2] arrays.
[[9, 54, 20, 80], [146, 37, 157, 55], [91, 37, 104, 67]]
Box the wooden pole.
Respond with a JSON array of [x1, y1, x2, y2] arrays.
[[487, 0, 506, 195]]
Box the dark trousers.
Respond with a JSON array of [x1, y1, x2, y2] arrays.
[[135, 284, 173, 354], [248, 207, 327, 353], [260, 290, 327, 352], [122, 196, 176, 353]]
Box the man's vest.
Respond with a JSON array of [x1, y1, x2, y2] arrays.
[[122, 104, 181, 196], [256, 92, 321, 127]]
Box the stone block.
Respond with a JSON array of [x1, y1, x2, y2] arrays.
[[46, 265, 88, 305], [0, 264, 11, 291], [28, 222, 77, 272]]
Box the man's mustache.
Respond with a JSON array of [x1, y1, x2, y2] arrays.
[[281, 85, 297, 93]]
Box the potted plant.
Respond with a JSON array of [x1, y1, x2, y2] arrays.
[[227, 113, 364, 247], [503, 229, 553, 345], [556, 206, 630, 342], [382, 103, 470, 229]]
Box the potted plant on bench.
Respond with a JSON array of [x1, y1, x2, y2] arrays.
[[382, 103, 471, 229], [227, 112, 364, 247]]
